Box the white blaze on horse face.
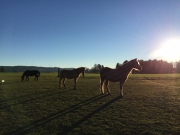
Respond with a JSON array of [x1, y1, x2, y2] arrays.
[[138, 61, 142, 70], [82, 69, 86, 76], [134, 60, 142, 71]]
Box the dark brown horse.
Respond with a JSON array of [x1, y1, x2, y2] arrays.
[[59, 67, 86, 89], [21, 70, 40, 81], [100, 58, 142, 96]]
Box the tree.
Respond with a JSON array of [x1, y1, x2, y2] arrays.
[[176, 61, 180, 73], [90, 64, 104, 73]]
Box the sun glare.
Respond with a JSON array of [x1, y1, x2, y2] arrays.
[[153, 38, 180, 61]]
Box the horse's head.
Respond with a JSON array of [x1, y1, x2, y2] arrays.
[[21, 76, 24, 81], [81, 67, 86, 77], [133, 58, 142, 71]]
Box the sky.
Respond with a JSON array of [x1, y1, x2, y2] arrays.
[[1, 0, 180, 68]]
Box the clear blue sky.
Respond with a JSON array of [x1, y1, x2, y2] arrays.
[[1, 0, 180, 68]]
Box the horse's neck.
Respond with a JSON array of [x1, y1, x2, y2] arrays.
[[73, 69, 81, 77], [22, 72, 26, 76], [77, 69, 82, 75], [119, 64, 134, 74]]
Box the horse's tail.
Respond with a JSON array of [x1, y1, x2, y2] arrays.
[[100, 76, 104, 94], [57, 68, 60, 77], [57, 70, 60, 77], [21, 73, 25, 81], [58, 69, 63, 78], [37, 71, 40, 77], [100, 71, 105, 94]]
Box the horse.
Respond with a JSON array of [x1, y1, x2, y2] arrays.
[[21, 70, 40, 81], [100, 58, 142, 96], [59, 67, 86, 90]]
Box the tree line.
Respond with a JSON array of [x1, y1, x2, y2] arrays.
[[1, 59, 180, 73], [89, 59, 180, 74]]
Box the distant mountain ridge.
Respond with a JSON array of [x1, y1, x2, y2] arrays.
[[0, 66, 73, 72]]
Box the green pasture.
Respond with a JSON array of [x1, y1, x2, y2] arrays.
[[0, 73, 180, 135]]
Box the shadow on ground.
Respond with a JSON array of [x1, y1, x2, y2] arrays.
[[6, 95, 122, 135]]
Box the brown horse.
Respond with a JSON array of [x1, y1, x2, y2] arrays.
[[100, 58, 142, 96], [59, 67, 86, 89]]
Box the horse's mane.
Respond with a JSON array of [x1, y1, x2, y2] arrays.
[[117, 58, 137, 69], [77, 67, 86, 70], [103, 59, 138, 70], [123, 58, 137, 65]]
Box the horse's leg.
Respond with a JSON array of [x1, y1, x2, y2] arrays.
[[119, 81, 124, 97], [34, 75, 38, 81], [27, 76, 29, 81], [105, 79, 110, 94], [100, 77, 105, 94], [59, 78, 62, 89], [74, 78, 77, 90], [25, 76, 28, 81], [63, 78, 66, 89]]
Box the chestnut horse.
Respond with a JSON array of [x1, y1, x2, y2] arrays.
[[21, 70, 40, 81], [100, 58, 142, 96], [59, 67, 86, 89]]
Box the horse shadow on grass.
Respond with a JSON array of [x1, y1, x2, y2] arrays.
[[0, 88, 66, 111], [59, 95, 122, 135], [6, 94, 122, 135]]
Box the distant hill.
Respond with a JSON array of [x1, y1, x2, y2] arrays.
[[0, 66, 73, 73]]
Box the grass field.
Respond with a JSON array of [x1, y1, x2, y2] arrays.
[[0, 72, 180, 135]]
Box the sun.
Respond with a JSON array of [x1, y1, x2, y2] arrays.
[[153, 38, 180, 61]]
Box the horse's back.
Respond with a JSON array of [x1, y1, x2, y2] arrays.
[[33, 70, 40, 73], [23, 70, 40, 76], [34, 70, 40, 76], [59, 70, 74, 79], [100, 67, 121, 82], [100, 67, 112, 76]]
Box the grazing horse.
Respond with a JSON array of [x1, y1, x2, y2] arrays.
[[100, 58, 142, 96], [59, 67, 86, 90], [21, 70, 40, 81]]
